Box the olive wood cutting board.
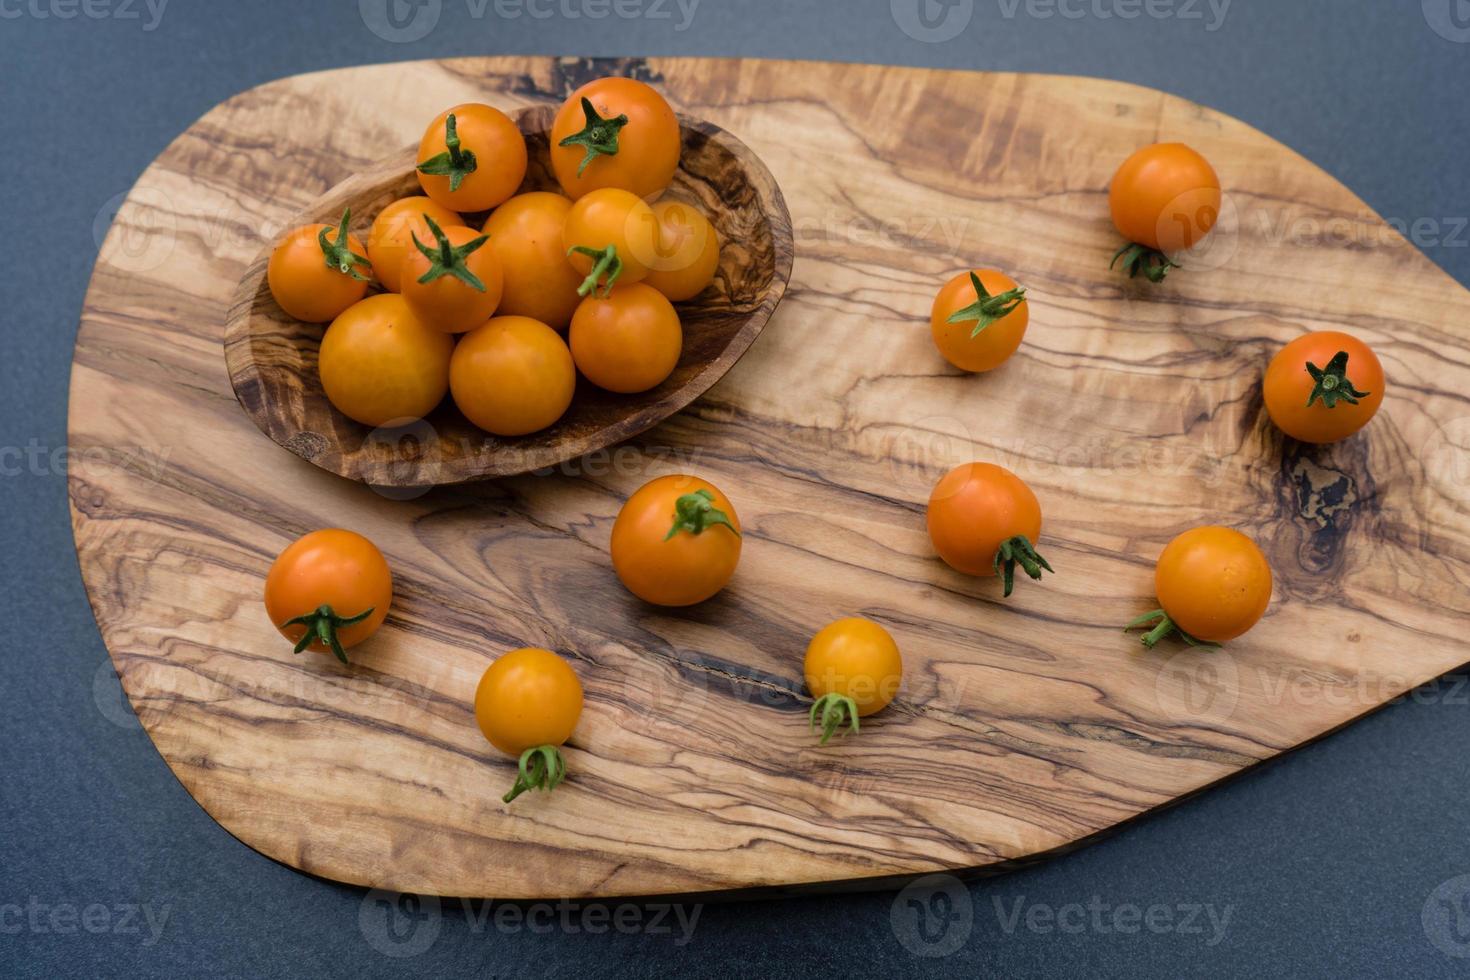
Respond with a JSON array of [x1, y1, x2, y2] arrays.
[[69, 55, 1470, 899]]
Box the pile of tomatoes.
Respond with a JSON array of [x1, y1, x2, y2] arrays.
[[267, 77, 721, 439], [260, 102, 1390, 804]]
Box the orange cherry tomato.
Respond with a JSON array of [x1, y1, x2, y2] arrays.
[[926, 462, 1054, 596], [449, 315, 575, 436], [610, 474, 741, 606], [1129, 526, 1272, 647], [1264, 331, 1385, 444], [399, 219, 504, 333], [474, 647, 583, 803], [929, 269, 1029, 373], [563, 188, 658, 291], [482, 192, 584, 331], [318, 294, 452, 427], [264, 529, 392, 664], [550, 76, 681, 201], [804, 617, 903, 743], [266, 209, 371, 322], [642, 200, 721, 302], [365, 196, 464, 293], [569, 283, 682, 394], [1109, 143, 1220, 282], [416, 103, 528, 213]]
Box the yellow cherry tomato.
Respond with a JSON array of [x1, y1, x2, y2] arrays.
[[264, 529, 392, 665], [365, 197, 464, 293], [642, 200, 720, 302], [563, 188, 658, 292], [610, 474, 741, 607], [416, 103, 528, 213], [319, 294, 452, 427], [266, 209, 371, 323], [929, 269, 1029, 373], [569, 283, 682, 394], [803, 617, 903, 744], [1127, 526, 1272, 647], [449, 316, 575, 436], [474, 647, 583, 803], [1263, 331, 1385, 444], [483, 192, 584, 330], [926, 462, 1053, 596], [399, 219, 504, 334], [550, 76, 681, 200]]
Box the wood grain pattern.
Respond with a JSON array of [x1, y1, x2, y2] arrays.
[[70, 56, 1470, 899], [224, 106, 792, 486]]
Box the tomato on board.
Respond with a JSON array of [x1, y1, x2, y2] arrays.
[[266, 208, 371, 323], [642, 199, 721, 302], [319, 294, 453, 427], [264, 529, 392, 664], [1264, 331, 1385, 444], [550, 76, 681, 201], [569, 283, 682, 394], [366, 197, 464, 293], [399, 216, 504, 333], [449, 315, 575, 436], [562, 188, 659, 294], [610, 474, 741, 607], [1127, 526, 1272, 647], [929, 269, 1029, 373], [803, 618, 903, 745], [474, 647, 584, 803], [482, 192, 585, 331], [1108, 142, 1220, 283], [416, 103, 528, 213], [927, 462, 1054, 596]]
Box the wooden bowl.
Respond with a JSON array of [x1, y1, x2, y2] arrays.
[[223, 106, 793, 488]]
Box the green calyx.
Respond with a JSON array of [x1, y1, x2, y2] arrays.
[[316, 208, 372, 282], [411, 213, 490, 292], [568, 243, 624, 298], [993, 535, 1054, 598], [415, 112, 478, 192], [503, 745, 567, 804], [809, 692, 859, 745], [279, 603, 374, 665], [558, 97, 629, 177], [1110, 243, 1180, 284], [1123, 609, 1218, 650], [946, 272, 1027, 338], [664, 489, 740, 541], [1305, 351, 1371, 409]]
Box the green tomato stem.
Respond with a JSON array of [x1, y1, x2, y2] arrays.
[[809, 692, 859, 745], [415, 113, 479, 193], [557, 97, 630, 177], [1110, 242, 1180, 284], [568, 243, 624, 298], [410, 213, 489, 292], [664, 489, 740, 540], [502, 745, 567, 804], [1305, 351, 1371, 408], [1122, 608, 1218, 649], [945, 272, 1027, 338], [316, 207, 372, 282], [992, 535, 1054, 598], [279, 603, 374, 665]]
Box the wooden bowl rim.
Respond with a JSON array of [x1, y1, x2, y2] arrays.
[[222, 107, 794, 487]]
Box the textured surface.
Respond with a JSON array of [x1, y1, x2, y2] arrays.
[[68, 54, 1470, 900], [225, 107, 791, 485]]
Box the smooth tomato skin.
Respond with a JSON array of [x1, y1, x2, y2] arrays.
[[483, 192, 584, 330], [267, 224, 370, 323], [400, 223, 504, 333], [366, 197, 464, 293], [1264, 331, 1385, 444], [474, 648, 584, 758], [642, 200, 721, 302], [563, 188, 658, 284], [569, 283, 682, 393], [803, 618, 903, 717], [550, 77, 681, 200], [264, 529, 392, 653], [927, 463, 1042, 577], [450, 316, 575, 436], [1109, 143, 1221, 253], [1154, 526, 1272, 643], [611, 475, 741, 606], [416, 103, 528, 212], [319, 295, 453, 427], [929, 269, 1029, 373]]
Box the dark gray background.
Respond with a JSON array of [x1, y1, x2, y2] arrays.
[[4, 1, 1469, 977]]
